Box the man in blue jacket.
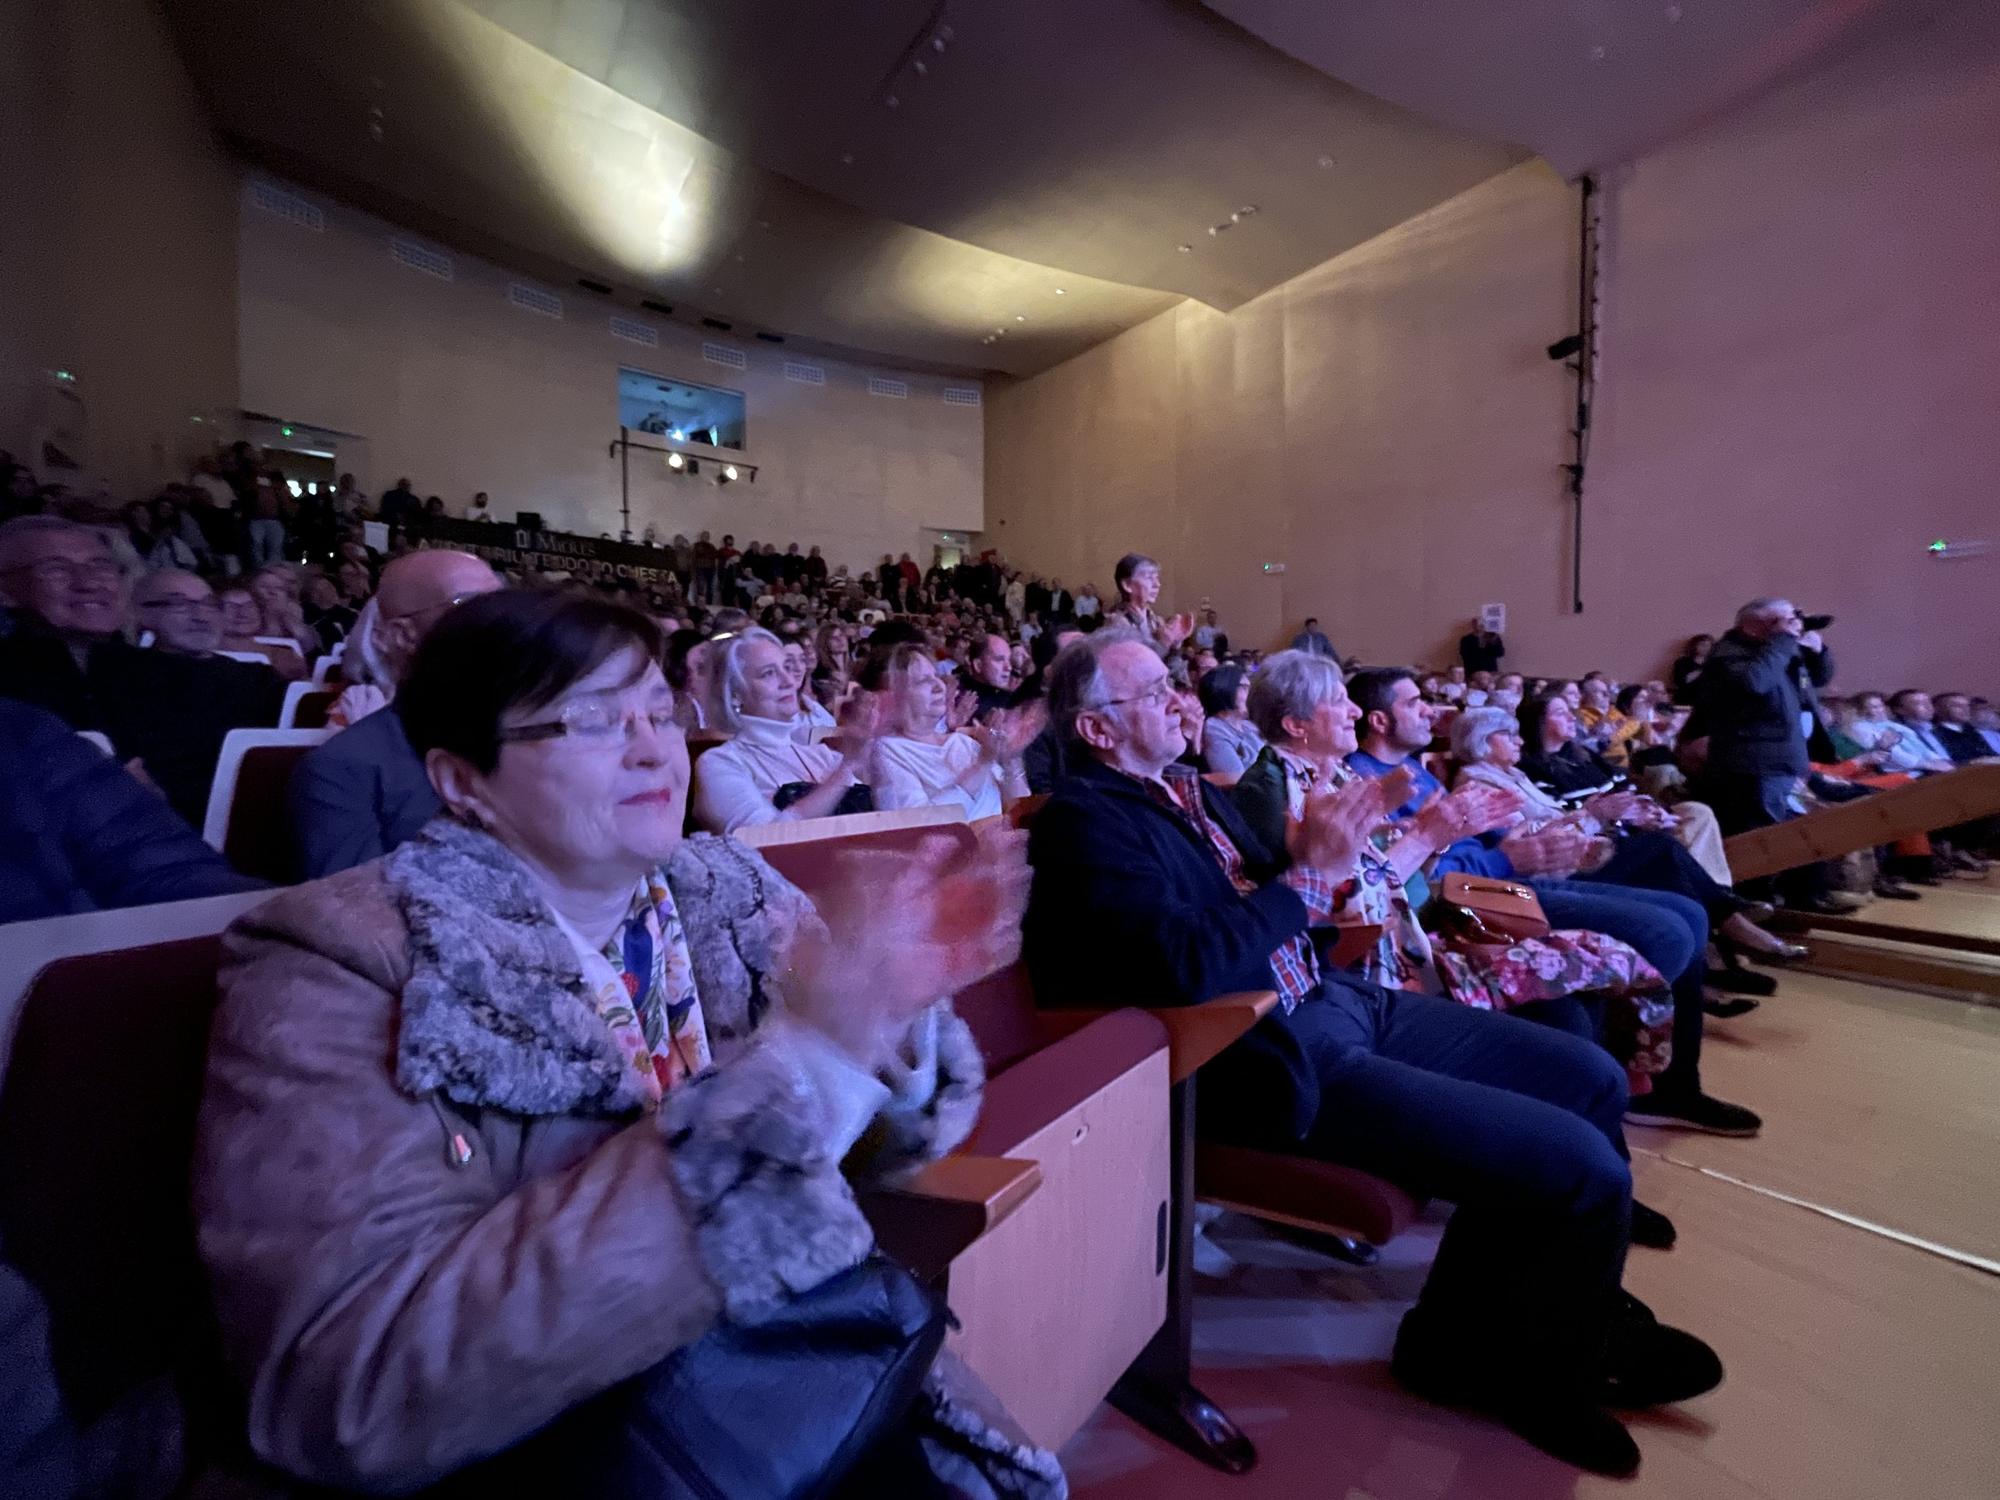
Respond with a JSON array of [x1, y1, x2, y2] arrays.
[[1025, 630, 1722, 1479], [1, 698, 264, 924]]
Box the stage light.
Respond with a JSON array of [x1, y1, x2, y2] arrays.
[[719, 464, 739, 485], [667, 451, 685, 471]]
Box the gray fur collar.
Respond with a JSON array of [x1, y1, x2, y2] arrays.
[[387, 818, 814, 1116]]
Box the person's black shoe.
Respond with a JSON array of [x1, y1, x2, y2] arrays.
[[1703, 996, 1760, 1020], [1705, 964, 1777, 996], [1598, 1293, 1724, 1408], [1872, 877, 1922, 901], [1625, 1090, 1762, 1137], [1391, 1315, 1642, 1478], [1630, 1199, 1677, 1249]]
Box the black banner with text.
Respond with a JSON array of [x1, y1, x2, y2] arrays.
[[411, 517, 681, 589]]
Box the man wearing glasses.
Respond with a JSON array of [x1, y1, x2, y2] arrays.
[[288, 549, 500, 879], [0, 518, 280, 828]]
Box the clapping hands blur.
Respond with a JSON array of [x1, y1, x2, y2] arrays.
[[967, 701, 1046, 764], [1287, 770, 1402, 880], [786, 825, 1031, 1071]]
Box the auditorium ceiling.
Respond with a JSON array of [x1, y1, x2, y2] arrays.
[[159, 0, 1933, 378]]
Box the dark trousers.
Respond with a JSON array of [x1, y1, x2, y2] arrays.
[[1580, 828, 1739, 925], [1700, 771, 1834, 903], [1276, 980, 1632, 1372], [1536, 880, 1708, 1097]]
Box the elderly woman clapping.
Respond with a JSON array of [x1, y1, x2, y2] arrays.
[[1453, 703, 1802, 962], [195, 591, 1056, 1495]]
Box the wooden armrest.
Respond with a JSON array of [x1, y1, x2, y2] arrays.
[[1314, 922, 1385, 971], [1036, 990, 1277, 1085], [858, 1154, 1042, 1281]]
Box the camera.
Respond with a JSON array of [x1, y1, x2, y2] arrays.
[[1800, 612, 1834, 632]]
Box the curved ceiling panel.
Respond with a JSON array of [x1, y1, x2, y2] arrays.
[[1202, 0, 1942, 177]]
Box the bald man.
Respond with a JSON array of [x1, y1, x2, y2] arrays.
[[287, 550, 500, 878]]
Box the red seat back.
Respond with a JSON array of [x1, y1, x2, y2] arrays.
[[0, 937, 228, 1423], [755, 821, 978, 899], [952, 962, 1048, 1076], [221, 744, 315, 882], [291, 689, 338, 729]]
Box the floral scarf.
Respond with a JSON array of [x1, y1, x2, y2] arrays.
[[560, 871, 712, 1107]]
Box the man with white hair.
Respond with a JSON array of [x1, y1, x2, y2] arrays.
[[287, 549, 500, 877], [1024, 628, 1722, 1478]]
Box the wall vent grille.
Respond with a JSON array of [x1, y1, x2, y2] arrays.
[[868, 377, 910, 399], [389, 237, 454, 281], [250, 182, 324, 231], [703, 342, 748, 370], [609, 316, 659, 347], [783, 361, 826, 386], [507, 283, 563, 319]]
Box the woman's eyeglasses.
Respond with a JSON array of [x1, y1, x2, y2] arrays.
[[498, 700, 680, 747]]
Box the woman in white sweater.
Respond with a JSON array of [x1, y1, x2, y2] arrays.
[[865, 643, 1035, 822], [691, 628, 879, 834]]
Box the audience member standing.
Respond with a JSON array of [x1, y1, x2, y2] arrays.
[[1107, 553, 1192, 651], [1291, 617, 1339, 659], [287, 550, 501, 877], [1459, 619, 1506, 675]]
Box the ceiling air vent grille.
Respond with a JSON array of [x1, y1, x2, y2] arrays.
[[942, 387, 982, 407], [783, 361, 826, 386], [389, 238, 454, 281], [703, 343, 748, 370], [250, 182, 324, 231], [868, 377, 910, 400], [608, 316, 659, 347], [507, 283, 563, 319]]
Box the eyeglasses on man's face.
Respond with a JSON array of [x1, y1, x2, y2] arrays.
[[2, 557, 122, 588], [139, 595, 223, 616], [1095, 678, 1176, 711], [498, 697, 682, 748]]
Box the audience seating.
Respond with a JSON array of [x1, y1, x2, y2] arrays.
[[251, 636, 303, 659], [0, 894, 1049, 1489], [771, 830, 1175, 1454], [1725, 763, 2000, 882], [199, 728, 331, 882], [215, 649, 269, 666], [277, 680, 338, 729], [309, 655, 340, 684], [733, 802, 964, 855]]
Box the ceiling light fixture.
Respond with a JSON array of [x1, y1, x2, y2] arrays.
[[667, 451, 685, 471], [1178, 243, 1193, 253], [885, 94, 899, 108], [1014, 314, 1026, 322], [1318, 155, 1335, 169], [718, 464, 739, 486], [913, 59, 928, 76], [1053, 287, 1066, 295]]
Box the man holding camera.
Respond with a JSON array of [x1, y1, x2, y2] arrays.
[[1690, 598, 1851, 911]]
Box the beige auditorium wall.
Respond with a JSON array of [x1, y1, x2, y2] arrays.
[[239, 183, 982, 572], [0, 0, 240, 493], [986, 0, 2000, 694]]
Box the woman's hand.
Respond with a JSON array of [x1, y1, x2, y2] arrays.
[[968, 702, 1045, 765], [333, 683, 388, 726], [1497, 822, 1590, 878], [786, 826, 1030, 1071], [947, 688, 980, 732], [1173, 687, 1206, 749], [1161, 612, 1195, 649], [1287, 775, 1390, 881]]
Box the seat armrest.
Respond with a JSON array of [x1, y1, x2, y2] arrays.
[[1037, 990, 1277, 1085], [1314, 923, 1385, 971], [858, 1155, 1042, 1281]]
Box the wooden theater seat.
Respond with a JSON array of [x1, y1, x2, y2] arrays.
[[200, 728, 331, 882], [771, 832, 1176, 1455]]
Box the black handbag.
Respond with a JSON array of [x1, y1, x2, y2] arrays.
[[468, 1256, 947, 1500]]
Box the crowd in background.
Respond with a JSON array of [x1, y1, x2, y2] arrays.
[[5, 440, 2000, 1494]]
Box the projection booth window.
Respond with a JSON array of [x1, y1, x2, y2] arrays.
[[618, 368, 746, 451]]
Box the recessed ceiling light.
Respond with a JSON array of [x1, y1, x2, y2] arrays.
[[1318, 154, 1335, 169], [1590, 44, 1608, 61], [1238, 205, 1258, 216], [1178, 243, 1193, 253], [885, 94, 899, 108], [840, 151, 855, 164], [1053, 287, 1066, 296], [1207, 225, 1221, 236], [1014, 314, 1026, 322], [913, 59, 928, 76], [931, 36, 946, 52]]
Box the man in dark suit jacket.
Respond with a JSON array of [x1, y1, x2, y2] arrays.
[[1024, 629, 1721, 1477], [288, 549, 499, 878]]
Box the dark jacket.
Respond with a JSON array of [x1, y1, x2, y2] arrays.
[[1690, 629, 1833, 778], [1229, 745, 1291, 856], [1458, 631, 1505, 674], [1025, 756, 1326, 1142], [0, 613, 285, 827], [0, 699, 264, 924], [287, 703, 441, 879], [0, 1240, 74, 1500], [1934, 721, 1992, 765]]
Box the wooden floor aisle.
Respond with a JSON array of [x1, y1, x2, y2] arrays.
[[1062, 966, 2000, 1499]]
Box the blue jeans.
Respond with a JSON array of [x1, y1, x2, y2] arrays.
[[1535, 879, 1708, 1095], [1278, 978, 1632, 1371]]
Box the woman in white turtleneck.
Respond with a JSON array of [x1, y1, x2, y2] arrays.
[[691, 627, 879, 834]]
